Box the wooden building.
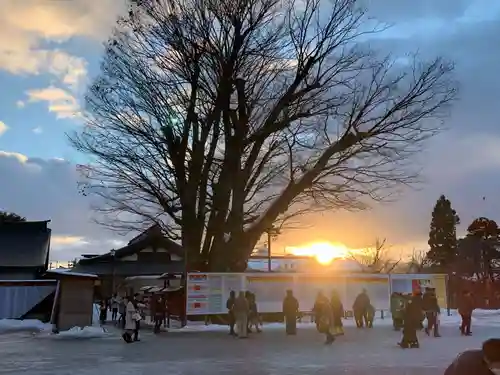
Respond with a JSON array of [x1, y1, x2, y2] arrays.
[[45, 270, 97, 332], [0, 221, 54, 320], [72, 225, 185, 297], [0, 220, 51, 280]]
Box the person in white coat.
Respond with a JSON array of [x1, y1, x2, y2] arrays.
[[122, 295, 144, 343]]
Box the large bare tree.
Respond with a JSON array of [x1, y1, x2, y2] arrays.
[[71, 0, 456, 271]]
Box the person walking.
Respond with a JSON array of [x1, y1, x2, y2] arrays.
[[110, 293, 119, 322], [99, 299, 107, 325], [329, 290, 344, 336], [313, 291, 328, 332], [152, 295, 166, 334], [234, 291, 250, 338], [458, 290, 475, 336], [123, 296, 136, 343], [422, 287, 441, 337], [398, 293, 421, 349], [122, 294, 144, 343], [118, 297, 126, 329], [353, 289, 370, 328], [391, 292, 405, 331], [318, 297, 335, 345], [282, 289, 299, 335], [248, 292, 261, 333], [226, 290, 236, 336]]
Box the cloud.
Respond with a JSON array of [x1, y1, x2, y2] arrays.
[[0, 121, 8, 136], [0, 0, 127, 117], [2, 0, 500, 262], [274, 0, 500, 254], [32, 127, 43, 134], [52, 235, 87, 246], [0, 151, 124, 261], [26, 87, 80, 119]]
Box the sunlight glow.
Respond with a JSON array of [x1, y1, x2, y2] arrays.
[[288, 242, 349, 265]]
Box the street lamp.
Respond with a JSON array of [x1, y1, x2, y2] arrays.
[[266, 226, 280, 272], [110, 249, 116, 296]]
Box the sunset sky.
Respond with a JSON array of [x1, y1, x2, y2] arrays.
[[1, 0, 500, 261]]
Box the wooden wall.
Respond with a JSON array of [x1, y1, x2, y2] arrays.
[[57, 279, 94, 331]]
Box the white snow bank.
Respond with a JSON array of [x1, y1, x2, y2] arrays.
[[440, 309, 500, 326], [52, 326, 110, 339], [0, 319, 52, 333], [172, 308, 500, 333]]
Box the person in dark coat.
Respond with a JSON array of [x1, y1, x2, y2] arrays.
[[422, 287, 441, 337], [226, 290, 236, 336], [330, 290, 344, 335], [318, 299, 335, 345], [391, 292, 405, 330], [99, 299, 107, 325], [444, 339, 500, 375], [353, 289, 370, 328], [283, 289, 299, 335], [458, 290, 475, 336], [313, 291, 328, 332], [152, 295, 166, 334], [398, 293, 421, 348], [248, 292, 261, 333], [411, 289, 424, 330]]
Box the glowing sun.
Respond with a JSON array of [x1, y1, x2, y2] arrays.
[[289, 242, 349, 264]]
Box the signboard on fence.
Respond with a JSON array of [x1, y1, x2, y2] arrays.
[[186, 272, 448, 315], [390, 274, 447, 308]]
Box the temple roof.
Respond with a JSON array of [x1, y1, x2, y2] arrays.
[[0, 221, 51, 268], [79, 225, 184, 264]]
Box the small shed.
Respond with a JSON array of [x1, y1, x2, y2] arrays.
[[45, 269, 98, 332]]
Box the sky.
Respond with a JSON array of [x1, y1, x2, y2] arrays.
[[1, 0, 500, 261]]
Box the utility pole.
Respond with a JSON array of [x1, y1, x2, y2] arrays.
[[266, 226, 280, 272], [110, 249, 116, 296]]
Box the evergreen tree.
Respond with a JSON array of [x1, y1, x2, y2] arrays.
[[426, 195, 460, 270], [457, 217, 500, 281], [0, 211, 26, 223]]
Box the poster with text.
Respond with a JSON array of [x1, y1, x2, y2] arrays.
[[186, 273, 209, 314]]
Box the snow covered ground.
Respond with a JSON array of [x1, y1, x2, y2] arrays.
[[0, 315, 498, 374]]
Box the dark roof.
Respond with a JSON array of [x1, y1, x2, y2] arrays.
[[45, 269, 98, 279], [0, 221, 51, 267], [72, 261, 184, 276], [79, 225, 183, 264]]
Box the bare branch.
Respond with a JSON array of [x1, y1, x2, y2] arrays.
[[71, 0, 457, 271], [350, 237, 400, 273]]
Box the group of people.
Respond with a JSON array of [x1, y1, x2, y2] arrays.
[[225, 286, 479, 350], [310, 289, 375, 344], [390, 287, 476, 349], [226, 290, 261, 338], [226, 288, 376, 345], [98, 293, 149, 343]]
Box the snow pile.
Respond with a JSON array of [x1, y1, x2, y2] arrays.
[[0, 319, 52, 334], [441, 308, 500, 327], [53, 326, 110, 339], [173, 308, 500, 333]]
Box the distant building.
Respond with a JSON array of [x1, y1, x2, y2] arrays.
[[247, 255, 368, 273], [72, 225, 185, 297]]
